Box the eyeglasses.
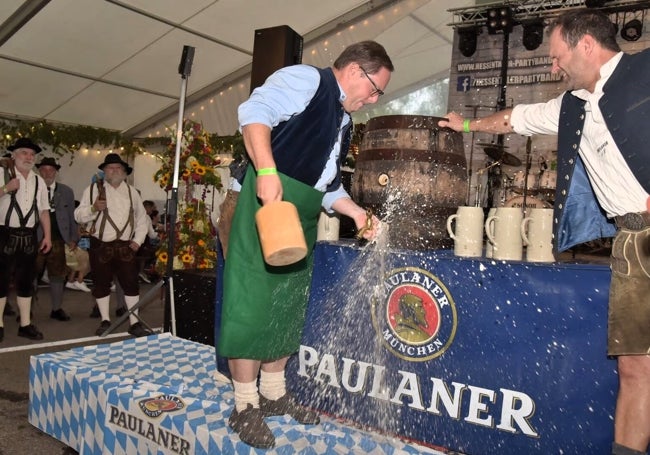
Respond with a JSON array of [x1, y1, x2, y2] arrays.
[[360, 66, 384, 97]]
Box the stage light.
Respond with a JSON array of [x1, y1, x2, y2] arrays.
[[522, 20, 545, 51], [458, 27, 479, 58], [621, 18, 643, 41], [486, 7, 513, 34]]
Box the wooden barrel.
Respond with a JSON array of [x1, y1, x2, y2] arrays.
[[351, 115, 467, 250]]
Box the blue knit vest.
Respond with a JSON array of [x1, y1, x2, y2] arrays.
[[270, 67, 351, 192]]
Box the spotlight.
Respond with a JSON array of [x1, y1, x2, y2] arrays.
[[486, 7, 513, 34], [458, 27, 478, 58], [621, 18, 643, 41], [522, 20, 545, 51]]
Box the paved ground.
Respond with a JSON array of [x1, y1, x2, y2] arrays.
[[0, 280, 165, 455]]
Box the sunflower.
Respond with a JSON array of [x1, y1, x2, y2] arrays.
[[153, 120, 221, 274]]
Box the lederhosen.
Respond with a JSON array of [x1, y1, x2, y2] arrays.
[[87, 183, 138, 298], [0, 176, 40, 298]]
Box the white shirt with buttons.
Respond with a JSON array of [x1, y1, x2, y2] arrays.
[[511, 52, 647, 218]]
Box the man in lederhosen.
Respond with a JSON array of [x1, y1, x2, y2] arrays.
[[35, 156, 79, 322], [74, 153, 151, 338], [0, 138, 52, 342], [217, 41, 392, 449], [439, 10, 650, 454]]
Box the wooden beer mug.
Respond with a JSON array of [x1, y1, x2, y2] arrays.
[[255, 201, 307, 266]]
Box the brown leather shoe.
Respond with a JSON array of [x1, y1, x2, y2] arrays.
[[259, 393, 320, 425], [228, 404, 275, 449]]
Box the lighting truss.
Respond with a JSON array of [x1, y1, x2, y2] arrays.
[[449, 0, 650, 27]]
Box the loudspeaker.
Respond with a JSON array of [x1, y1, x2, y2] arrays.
[[250, 25, 303, 93], [172, 270, 216, 346]]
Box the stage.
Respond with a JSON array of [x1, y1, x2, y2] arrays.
[[28, 332, 443, 454], [29, 241, 618, 454]]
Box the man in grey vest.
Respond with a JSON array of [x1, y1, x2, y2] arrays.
[[35, 156, 79, 322]]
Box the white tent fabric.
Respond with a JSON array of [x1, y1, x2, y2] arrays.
[[0, 0, 475, 138]]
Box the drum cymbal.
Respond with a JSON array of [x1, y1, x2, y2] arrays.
[[478, 144, 522, 167], [476, 142, 509, 149]]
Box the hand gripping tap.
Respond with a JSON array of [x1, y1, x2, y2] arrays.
[[355, 208, 374, 240]]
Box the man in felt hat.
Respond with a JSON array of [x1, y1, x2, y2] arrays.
[[0, 138, 52, 342], [74, 153, 151, 337], [35, 156, 81, 321]]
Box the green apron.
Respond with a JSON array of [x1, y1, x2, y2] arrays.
[[218, 168, 323, 359]]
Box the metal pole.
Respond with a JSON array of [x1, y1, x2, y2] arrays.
[[164, 45, 195, 336]]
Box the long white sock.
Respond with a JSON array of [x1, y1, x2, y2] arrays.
[[0, 297, 6, 328], [124, 294, 140, 325], [96, 296, 110, 321], [17, 296, 32, 327], [232, 379, 259, 412], [259, 370, 286, 401]]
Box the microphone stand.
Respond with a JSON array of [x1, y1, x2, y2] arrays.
[[165, 45, 195, 335]]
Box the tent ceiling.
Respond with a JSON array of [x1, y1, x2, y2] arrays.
[[0, 0, 474, 138]]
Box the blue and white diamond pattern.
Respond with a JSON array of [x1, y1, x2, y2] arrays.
[[29, 333, 443, 454]]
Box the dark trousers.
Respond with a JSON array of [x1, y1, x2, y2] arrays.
[[0, 226, 38, 298]]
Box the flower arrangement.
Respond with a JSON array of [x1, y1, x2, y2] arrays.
[[153, 119, 222, 273], [153, 119, 222, 189], [154, 198, 218, 273]]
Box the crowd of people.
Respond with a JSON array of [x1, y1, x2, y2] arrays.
[[0, 143, 161, 342]]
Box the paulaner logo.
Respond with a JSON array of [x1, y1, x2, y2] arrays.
[[138, 394, 185, 418], [372, 267, 457, 361]]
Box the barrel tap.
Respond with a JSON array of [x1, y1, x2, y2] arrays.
[[355, 208, 374, 240]]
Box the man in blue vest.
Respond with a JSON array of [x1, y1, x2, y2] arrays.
[[439, 9, 650, 455], [217, 41, 393, 449]]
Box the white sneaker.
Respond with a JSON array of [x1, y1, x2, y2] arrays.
[[65, 282, 76, 290], [138, 272, 151, 284], [110, 283, 116, 292], [42, 271, 50, 284], [74, 281, 92, 293]]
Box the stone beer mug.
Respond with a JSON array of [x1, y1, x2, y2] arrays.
[[521, 208, 555, 262], [485, 207, 524, 261], [316, 210, 340, 241], [484, 207, 497, 258], [446, 206, 484, 257]]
